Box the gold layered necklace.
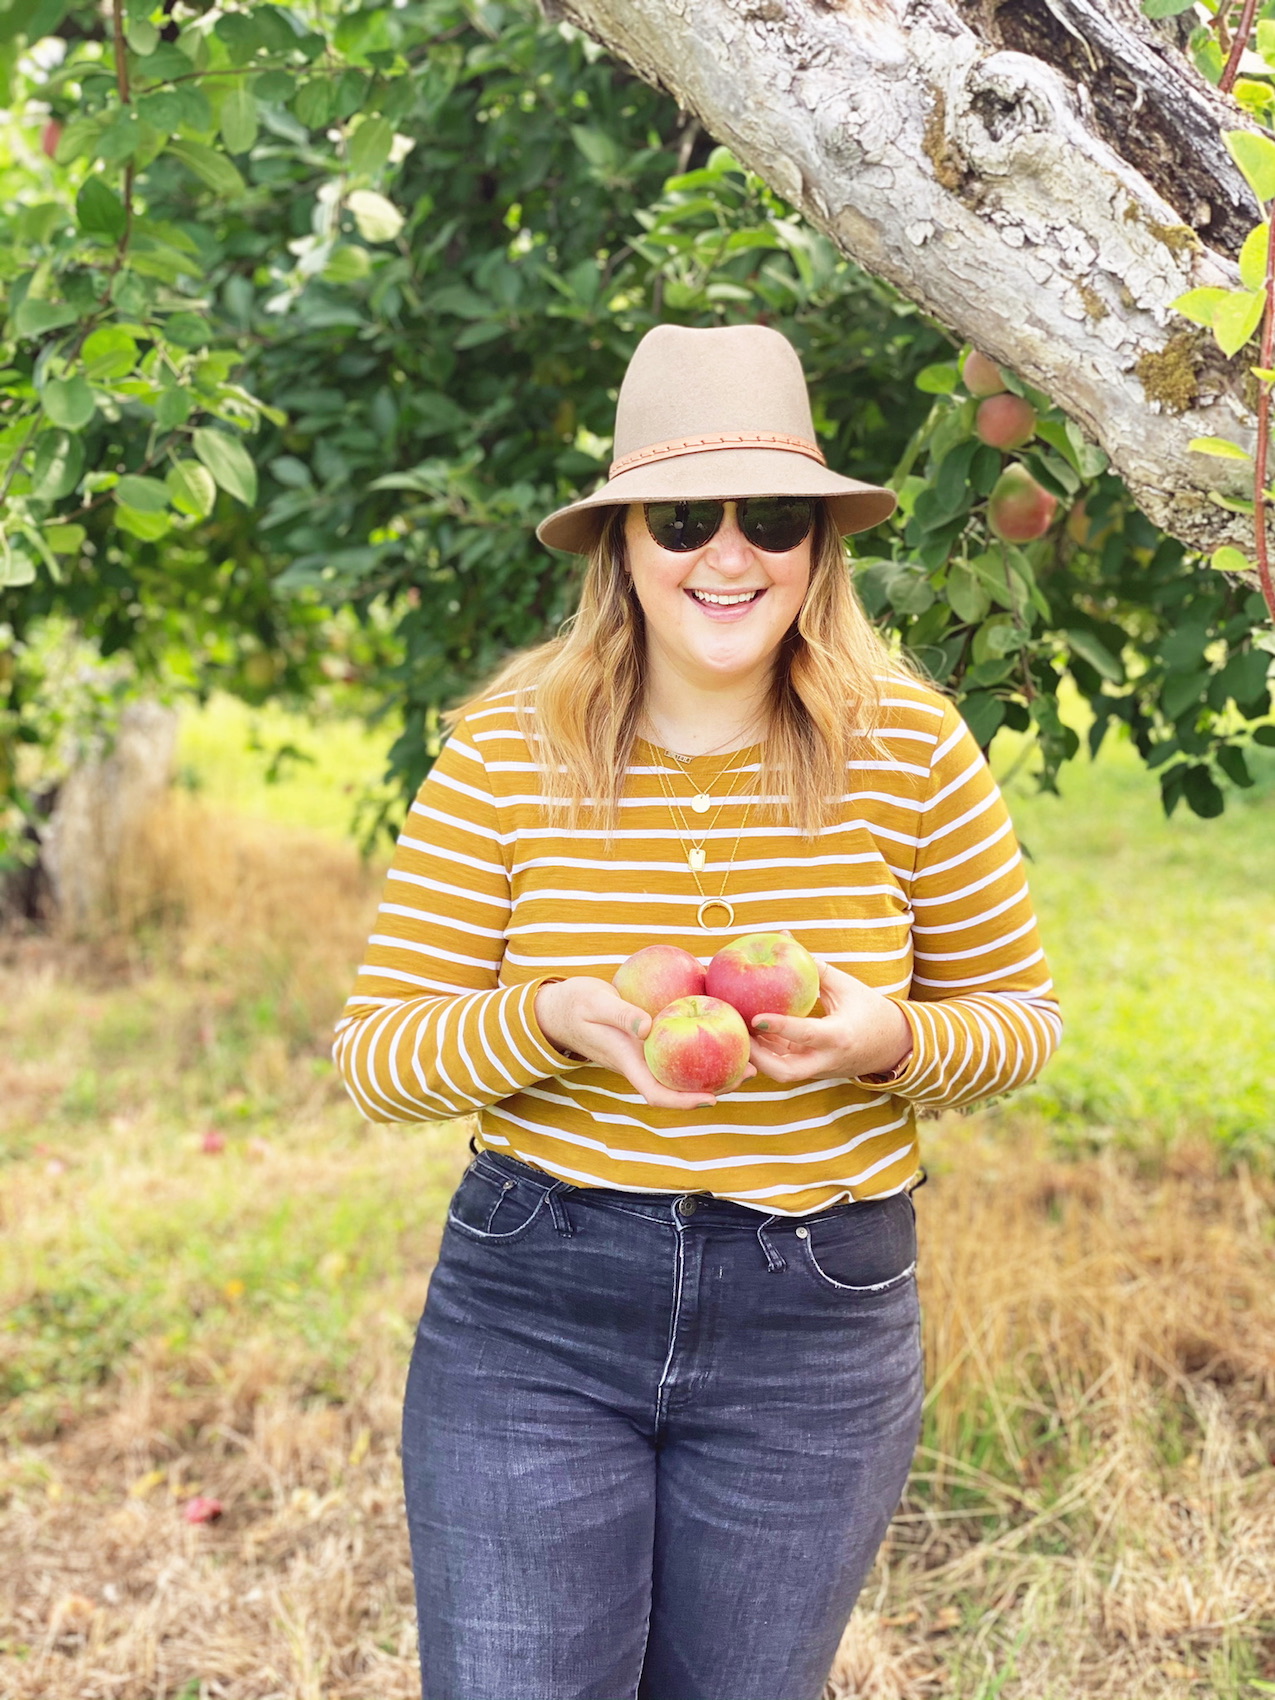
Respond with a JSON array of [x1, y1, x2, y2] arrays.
[[646, 736, 761, 931]]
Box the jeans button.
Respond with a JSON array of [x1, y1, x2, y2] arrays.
[[677, 1196, 698, 1217]]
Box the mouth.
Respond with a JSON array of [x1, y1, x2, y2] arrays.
[[684, 587, 768, 608]]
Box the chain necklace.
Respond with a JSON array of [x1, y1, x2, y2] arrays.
[[647, 740, 760, 930]]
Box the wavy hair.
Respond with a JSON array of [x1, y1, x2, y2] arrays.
[[444, 503, 929, 840]]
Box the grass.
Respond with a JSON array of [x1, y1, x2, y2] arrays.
[[0, 693, 1272, 1698]]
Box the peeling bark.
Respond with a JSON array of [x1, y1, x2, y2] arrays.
[[544, 0, 1269, 564]]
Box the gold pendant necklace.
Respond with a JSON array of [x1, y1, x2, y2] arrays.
[[648, 741, 758, 930]]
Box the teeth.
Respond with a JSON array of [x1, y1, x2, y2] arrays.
[[690, 589, 761, 605]]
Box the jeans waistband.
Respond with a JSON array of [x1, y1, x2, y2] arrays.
[[469, 1141, 889, 1227]]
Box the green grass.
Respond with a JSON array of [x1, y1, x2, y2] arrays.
[[175, 691, 400, 840], [993, 703, 1275, 1161]]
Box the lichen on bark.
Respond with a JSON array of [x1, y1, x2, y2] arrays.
[[1135, 329, 1204, 414]]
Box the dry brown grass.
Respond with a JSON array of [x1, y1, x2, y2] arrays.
[[1, 795, 1272, 1699]]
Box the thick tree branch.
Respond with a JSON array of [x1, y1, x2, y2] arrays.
[[545, 0, 1268, 565]]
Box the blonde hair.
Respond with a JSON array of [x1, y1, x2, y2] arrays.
[[445, 503, 928, 840]]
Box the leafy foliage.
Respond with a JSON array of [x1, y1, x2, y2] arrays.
[[0, 0, 1271, 859]]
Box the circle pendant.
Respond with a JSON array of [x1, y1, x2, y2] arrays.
[[690, 793, 711, 815], [697, 898, 736, 931]]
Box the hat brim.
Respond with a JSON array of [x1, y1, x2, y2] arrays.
[[535, 447, 897, 554]]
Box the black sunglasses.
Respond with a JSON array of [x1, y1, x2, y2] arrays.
[[643, 497, 816, 555]]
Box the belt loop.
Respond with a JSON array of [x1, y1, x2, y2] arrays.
[[546, 1181, 575, 1237], [755, 1214, 786, 1273]]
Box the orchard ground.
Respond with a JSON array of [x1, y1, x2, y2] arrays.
[[1, 691, 1272, 1700]]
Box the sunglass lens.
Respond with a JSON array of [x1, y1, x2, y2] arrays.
[[645, 501, 723, 552], [740, 498, 815, 552]]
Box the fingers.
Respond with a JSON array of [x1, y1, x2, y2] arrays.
[[749, 1012, 818, 1044]]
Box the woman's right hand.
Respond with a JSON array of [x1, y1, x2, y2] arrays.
[[535, 976, 749, 1111]]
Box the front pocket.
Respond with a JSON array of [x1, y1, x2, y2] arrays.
[[797, 1193, 917, 1293], [446, 1163, 547, 1244]]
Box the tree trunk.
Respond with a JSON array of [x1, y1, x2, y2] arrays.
[[40, 701, 179, 935], [544, 0, 1265, 562]]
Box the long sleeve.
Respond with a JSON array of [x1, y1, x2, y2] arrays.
[[332, 722, 579, 1123], [867, 699, 1062, 1109]]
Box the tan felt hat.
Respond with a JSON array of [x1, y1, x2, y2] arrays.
[[535, 322, 897, 554]]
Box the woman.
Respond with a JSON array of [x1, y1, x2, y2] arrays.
[[334, 323, 1061, 1700]]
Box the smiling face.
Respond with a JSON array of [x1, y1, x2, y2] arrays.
[[623, 500, 815, 696]]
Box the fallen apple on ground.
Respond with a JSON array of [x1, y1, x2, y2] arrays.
[[705, 932, 820, 1028], [644, 995, 751, 1094], [613, 944, 705, 1016]]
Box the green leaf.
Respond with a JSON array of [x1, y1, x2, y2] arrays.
[[166, 459, 217, 517], [914, 362, 958, 395], [1066, 628, 1124, 683], [322, 244, 372, 285], [30, 429, 83, 499], [347, 190, 403, 243], [1162, 666, 1210, 720], [75, 175, 127, 242], [1210, 545, 1252, 574], [193, 426, 257, 505], [125, 14, 158, 53], [1244, 224, 1271, 294], [214, 10, 262, 61], [348, 115, 393, 177], [293, 78, 334, 128], [1225, 128, 1275, 202], [1182, 764, 1224, 818], [1212, 287, 1266, 357], [54, 115, 106, 165], [13, 298, 77, 338], [166, 140, 247, 199], [114, 473, 170, 513], [1188, 435, 1251, 461], [1168, 287, 1232, 327], [959, 690, 1006, 746], [155, 385, 193, 430], [945, 561, 990, 624], [1141, 0, 1196, 14], [82, 325, 138, 381], [1216, 744, 1254, 786], [44, 523, 86, 554], [220, 84, 259, 155], [162, 312, 211, 349], [41, 375, 95, 430], [115, 504, 170, 542], [0, 545, 37, 588]]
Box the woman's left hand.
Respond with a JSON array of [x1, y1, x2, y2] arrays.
[[747, 957, 912, 1085]]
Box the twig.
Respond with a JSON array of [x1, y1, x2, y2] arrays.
[[1218, 0, 1259, 93], [1253, 195, 1275, 621]]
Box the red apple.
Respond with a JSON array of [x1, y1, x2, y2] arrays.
[[613, 944, 705, 1017], [182, 1495, 223, 1524], [40, 119, 62, 160], [200, 1129, 226, 1155], [705, 931, 820, 1027], [644, 995, 751, 1095], [987, 463, 1058, 543], [961, 349, 1006, 397], [974, 393, 1036, 451]]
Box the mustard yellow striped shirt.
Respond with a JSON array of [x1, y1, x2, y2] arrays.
[[333, 673, 1061, 1215]]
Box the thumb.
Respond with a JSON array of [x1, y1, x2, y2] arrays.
[[607, 999, 653, 1042]]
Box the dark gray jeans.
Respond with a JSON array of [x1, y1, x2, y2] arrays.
[[402, 1147, 924, 1700]]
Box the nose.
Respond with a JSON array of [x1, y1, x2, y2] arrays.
[[701, 503, 755, 578]]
